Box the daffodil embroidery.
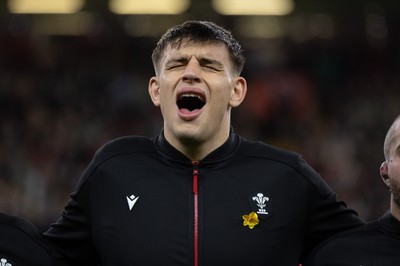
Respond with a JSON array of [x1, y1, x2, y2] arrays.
[[242, 211, 259, 229]]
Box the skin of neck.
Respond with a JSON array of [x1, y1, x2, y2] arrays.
[[391, 198, 400, 221], [164, 119, 231, 162]]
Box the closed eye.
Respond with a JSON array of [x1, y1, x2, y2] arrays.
[[203, 65, 221, 71], [166, 63, 185, 70], [199, 58, 223, 71], [165, 58, 188, 70]]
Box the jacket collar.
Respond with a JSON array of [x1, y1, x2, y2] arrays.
[[380, 210, 400, 239], [154, 127, 241, 164]]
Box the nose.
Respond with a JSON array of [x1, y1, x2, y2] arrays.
[[181, 58, 201, 83]]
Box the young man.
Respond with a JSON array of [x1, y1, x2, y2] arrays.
[[304, 115, 400, 265], [44, 20, 364, 265]]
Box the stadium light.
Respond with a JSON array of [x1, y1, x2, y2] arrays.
[[109, 0, 190, 14], [212, 0, 294, 16], [8, 0, 84, 14]]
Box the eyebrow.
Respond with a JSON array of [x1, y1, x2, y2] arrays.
[[198, 57, 224, 68], [165, 55, 224, 68], [165, 57, 189, 65]]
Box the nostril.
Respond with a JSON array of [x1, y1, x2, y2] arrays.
[[182, 74, 198, 83]]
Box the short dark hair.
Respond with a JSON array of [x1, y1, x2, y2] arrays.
[[152, 20, 245, 75]]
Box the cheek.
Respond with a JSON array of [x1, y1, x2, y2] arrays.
[[210, 92, 231, 111], [158, 83, 176, 103], [161, 72, 181, 84], [213, 81, 233, 98], [390, 179, 400, 206], [388, 161, 400, 177]]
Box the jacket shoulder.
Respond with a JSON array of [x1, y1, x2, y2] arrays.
[[95, 135, 155, 159], [239, 139, 304, 167], [80, 136, 155, 181], [303, 220, 383, 265], [0, 212, 67, 265], [238, 138, 331, 195]]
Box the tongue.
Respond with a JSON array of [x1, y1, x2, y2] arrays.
[[180, 108, 199, 115]]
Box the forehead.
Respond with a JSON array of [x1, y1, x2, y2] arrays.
[[161, 41, 230, 62]]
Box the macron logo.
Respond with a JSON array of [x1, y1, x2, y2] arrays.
[[126, 195, 139, 211], [1, 258, 12, 266]]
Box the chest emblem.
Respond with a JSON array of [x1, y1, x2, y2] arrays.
[[252, 193, 269, 215], [126, 194, 139, 211], [0, 258, 12, 266]]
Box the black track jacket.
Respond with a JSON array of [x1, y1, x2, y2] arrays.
[[304, 211, 400, 265], [45, 130, 365, 265]]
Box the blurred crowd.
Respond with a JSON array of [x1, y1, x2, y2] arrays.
[[1, 15, 400, 229]]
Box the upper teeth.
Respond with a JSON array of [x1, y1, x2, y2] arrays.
[[180, 93, 204, 102]]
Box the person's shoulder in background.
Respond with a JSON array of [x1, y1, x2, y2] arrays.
[[303, 211, 400, 266], [0, 212, 68, 266]]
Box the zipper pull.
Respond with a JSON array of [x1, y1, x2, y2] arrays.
[[192, 161, 199, 194]]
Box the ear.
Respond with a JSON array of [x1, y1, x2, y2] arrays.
[[380, 161, 390, 187], [148, 76, 161, 107], [229, 77, 247, 108]]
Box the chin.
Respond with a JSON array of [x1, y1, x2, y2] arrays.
[[179, 132, 203, 143], [175, 129, 204, 144]]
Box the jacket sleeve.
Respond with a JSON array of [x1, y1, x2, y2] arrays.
[[44, 155, 101, 265], [43, 136, 153, 265], [299, 158, 365, 261]]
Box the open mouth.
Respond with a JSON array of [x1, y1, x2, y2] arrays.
[[177, 93, 205, 112]]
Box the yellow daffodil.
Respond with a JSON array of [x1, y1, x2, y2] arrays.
[[242, 211, 259, 229]]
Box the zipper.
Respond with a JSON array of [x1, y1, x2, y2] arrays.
[[192, 161, 199, 266]]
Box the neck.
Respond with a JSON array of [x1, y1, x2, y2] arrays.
[[391, 201, 400, 221], [164, 128, 230, 161]]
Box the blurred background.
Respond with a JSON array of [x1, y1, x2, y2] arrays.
[[1, 0, 400, 229]]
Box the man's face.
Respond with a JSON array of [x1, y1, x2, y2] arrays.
[[149, 41, 246, 155], [384, 128, 400, 209]]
